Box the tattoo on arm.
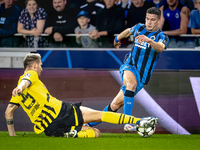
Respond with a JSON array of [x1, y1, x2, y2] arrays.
[[182, 11, 186, 15], [6, 119, 14, 125]]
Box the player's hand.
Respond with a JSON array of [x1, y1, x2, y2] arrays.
[[113, 40, 121, 49], [12, 87, 22, 97], [135, 35, 151, 43]]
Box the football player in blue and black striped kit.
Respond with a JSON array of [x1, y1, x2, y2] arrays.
[[87, 7, 169, 131]]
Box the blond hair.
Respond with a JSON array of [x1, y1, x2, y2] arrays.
[[23, 53, 41, 69]]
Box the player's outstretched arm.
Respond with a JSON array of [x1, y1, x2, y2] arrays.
[[114, 28, 131, 49], [12, 80, 30, 97], [5, 104, 19, 136]]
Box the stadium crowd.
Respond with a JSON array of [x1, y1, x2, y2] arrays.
[[0, 0, 199, 48]]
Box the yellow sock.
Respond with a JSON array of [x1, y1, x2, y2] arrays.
[[77, 129, 95, 138], [101, 112, 141, 124]]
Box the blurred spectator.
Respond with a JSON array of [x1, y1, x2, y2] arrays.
[[116, 0, 131, 8], [180, 0, 194, 10], [44, 0, 79, 47], [159, 0, 192, 48], [17, 0, 47, 47], [80, 0, 105, 26], [70, 0, 87, 8], [188, 0, 200, 46], [126, 0, 155, 28], [0, 0, 21, 47], [14, 0, 84, 13], [0, 0, 4, 4], [159, 0, 194, 11], [15, 0, 53, 12], [14, 0, 27, 10], [91, 0, 125, 47], [74, 10, 98, 48], [147, 0, 161, 8]]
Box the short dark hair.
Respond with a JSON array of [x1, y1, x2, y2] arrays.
[[23, 53, 41, 69], [146, 7, 161, 19]]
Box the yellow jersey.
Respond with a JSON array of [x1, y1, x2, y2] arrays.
[[10, 70, 62, 134]]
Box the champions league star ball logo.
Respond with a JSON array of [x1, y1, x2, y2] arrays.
[[23, 73, 31, 80], [24, 73, 31, 78]]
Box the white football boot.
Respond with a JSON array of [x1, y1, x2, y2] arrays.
[[124, 123, 137, 132], [63, 130, 77, 138]]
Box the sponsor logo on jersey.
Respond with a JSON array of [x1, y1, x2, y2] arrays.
[[58, 15, 63, 19]]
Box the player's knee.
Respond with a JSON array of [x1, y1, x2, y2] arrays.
[[125, 81, 136, 91], [93, 128, 101, 137], [110, 102, 122, 111]]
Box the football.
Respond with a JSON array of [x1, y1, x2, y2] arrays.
[[137, 124, 156, 138]]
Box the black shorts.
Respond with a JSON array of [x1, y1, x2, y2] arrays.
[[44, 102, 84, 137]]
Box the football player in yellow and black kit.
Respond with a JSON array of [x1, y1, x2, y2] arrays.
[[5, 53, 158, 138]]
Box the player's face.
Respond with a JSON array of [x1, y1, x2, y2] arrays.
[[53, 0, 66, 12], [131, 0, 143, 8], [167, 0, 178, 7], [77, 16, 90, 27], [27, 0, 38, 15], [145, 13, 159, 31], [104, 0, 115, 9], [35, 60, 43, 76], [196, 0, 200, 12]]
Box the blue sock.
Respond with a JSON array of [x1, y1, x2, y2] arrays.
[[88, 105, 111, 127], [124, 90, 135, 116]]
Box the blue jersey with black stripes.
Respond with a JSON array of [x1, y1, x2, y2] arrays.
[[126, 23, 168, 84]]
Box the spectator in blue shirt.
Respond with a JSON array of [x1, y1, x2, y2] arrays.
[[188, 0, 200, 46], [158, 0, 191, 48], [0, 0, 21, 47], [159, 0, 194, 11]]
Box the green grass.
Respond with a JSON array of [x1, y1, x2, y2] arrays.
[[0, 131, 200, 150]]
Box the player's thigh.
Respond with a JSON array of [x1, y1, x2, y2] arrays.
[[110, 89, 124, 110], [123, 70, 137, 90], [80, 106, 102, 123]]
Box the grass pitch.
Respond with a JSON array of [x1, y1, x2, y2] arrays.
[[0, 131, 200, 150]]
